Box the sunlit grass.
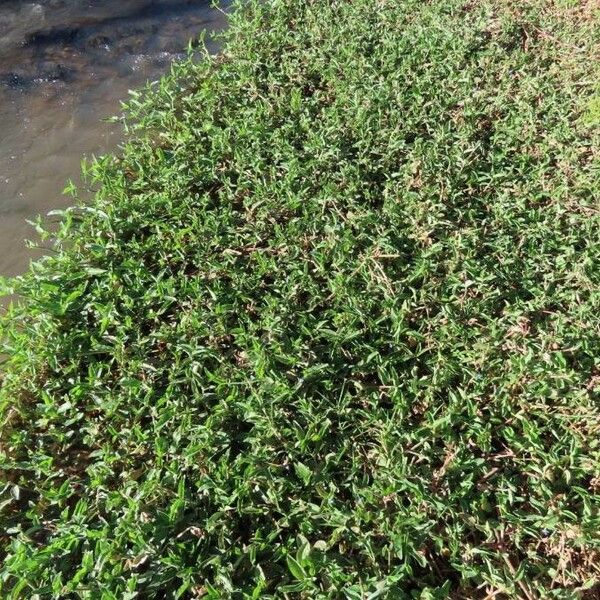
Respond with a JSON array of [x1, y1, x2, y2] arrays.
[[1, 0, 600, 597]]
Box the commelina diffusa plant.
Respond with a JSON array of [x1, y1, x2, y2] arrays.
[[1, 0, 600, 597]]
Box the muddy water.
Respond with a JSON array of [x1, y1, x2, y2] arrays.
[[0, 0, 227, 276]]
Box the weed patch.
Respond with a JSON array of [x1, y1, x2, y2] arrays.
[[1, 0, 600, 597]]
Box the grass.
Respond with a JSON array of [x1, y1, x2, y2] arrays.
[[1, 0, 600, 597]]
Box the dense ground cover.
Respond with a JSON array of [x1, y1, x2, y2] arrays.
[[1, 0, 600, 597]]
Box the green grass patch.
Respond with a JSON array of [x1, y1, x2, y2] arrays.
[[1, 0, 600, 597], [584, 92, 600, 126]]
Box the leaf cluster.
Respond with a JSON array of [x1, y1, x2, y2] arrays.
[[1, 0, 600, 597]]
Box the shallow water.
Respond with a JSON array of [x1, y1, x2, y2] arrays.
[[0, 0, 227, 276]]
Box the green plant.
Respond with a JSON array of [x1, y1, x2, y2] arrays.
[[1, 0, 599, 597], [583, 92, 600, 125]]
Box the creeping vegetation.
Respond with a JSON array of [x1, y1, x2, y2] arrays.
[[1, 0, 600, 597]]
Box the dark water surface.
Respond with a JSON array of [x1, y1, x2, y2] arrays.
[[0, 0, 227, 276]]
